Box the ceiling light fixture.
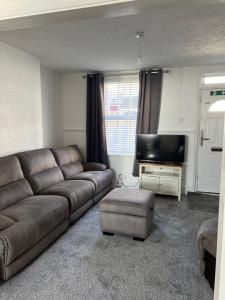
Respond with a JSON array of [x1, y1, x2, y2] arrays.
[[208, 100, 225, 112], [136, 31, 144, 67]]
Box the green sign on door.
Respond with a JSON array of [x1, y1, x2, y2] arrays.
[[210, 90, 225, 96]]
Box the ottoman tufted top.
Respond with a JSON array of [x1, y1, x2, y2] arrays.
[[100, 188, 154, 218]]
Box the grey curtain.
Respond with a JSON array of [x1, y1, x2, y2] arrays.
[[132, 69, 163, 176], [86, 74, 109, 166]]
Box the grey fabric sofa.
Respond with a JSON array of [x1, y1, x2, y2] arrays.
[[52, 145, 114, 204], [197, 217, 218, 289], [0, 145, 114, 280]]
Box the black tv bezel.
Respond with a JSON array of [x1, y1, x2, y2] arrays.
[[136, 134, 186, 165]]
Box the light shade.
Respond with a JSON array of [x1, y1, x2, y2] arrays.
[[208, 100, 225, 112]]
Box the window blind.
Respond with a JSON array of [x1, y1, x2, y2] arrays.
[[104, 75, 139, 155]]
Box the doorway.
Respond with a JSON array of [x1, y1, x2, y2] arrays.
[[197, 86, 225, 193]]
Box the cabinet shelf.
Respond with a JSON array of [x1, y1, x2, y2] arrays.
[[143, 171, 179, 177]]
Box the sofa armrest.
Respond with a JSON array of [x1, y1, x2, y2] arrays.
[[197, 217, 218, 259], [82, 162, 107, 171], [196, 217, 218, 275], [0, 217, 14, 280]]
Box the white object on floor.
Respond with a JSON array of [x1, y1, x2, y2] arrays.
[[117, 173, 139, 188]]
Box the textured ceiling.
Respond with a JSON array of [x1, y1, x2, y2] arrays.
[[1, 2, 225, 71]]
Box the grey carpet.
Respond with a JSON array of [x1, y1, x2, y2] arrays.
[[0, 197, 215, 300], [187, 192, 219, 213]]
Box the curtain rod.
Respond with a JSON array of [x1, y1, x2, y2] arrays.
[[105, 69, 170, 76], [83, 69, 170, 78]]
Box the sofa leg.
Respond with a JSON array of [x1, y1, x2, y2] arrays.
[[103, 231, 114, 236], [133, 237, 145, 242]]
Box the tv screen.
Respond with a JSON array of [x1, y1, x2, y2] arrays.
[[136, 134, 185, 163]]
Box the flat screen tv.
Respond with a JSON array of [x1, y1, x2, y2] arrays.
[[136, 134, 185, 164]]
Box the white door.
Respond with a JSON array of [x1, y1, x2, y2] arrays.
[[197, 88, 224, 193]]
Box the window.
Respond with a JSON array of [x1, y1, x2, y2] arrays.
[[203, 75, 225, 85], [104, 75, 139, 155]]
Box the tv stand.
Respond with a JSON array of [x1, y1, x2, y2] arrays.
[[139, 162, 182, 201]]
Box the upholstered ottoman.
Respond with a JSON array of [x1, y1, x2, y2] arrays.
[[100, 188, 155, 241]]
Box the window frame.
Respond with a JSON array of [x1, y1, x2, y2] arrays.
[[104, 74, 139, 156], [203, 74, 225, 86]]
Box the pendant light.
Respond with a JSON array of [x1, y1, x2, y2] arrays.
[[136, 32, 144, 67]]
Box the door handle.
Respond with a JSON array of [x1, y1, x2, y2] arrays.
[[211, 147, 223, 152], [200, 129, 210, 146]]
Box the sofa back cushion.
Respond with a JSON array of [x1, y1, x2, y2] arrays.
[[0, 155, 24, 186], [52, 145, 84, 179], [0, 156, 33, 210], [17, 149, 64, 193]]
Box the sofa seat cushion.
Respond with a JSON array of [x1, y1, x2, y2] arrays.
[[0, 195, 69, 265], [66, 169, 114, 194], [41, 180, 95, 213]]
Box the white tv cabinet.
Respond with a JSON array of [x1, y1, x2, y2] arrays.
[[139, 163, 182, 202]]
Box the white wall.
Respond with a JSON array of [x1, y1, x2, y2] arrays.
[[158, 67, 199, 192], [62, 73, 87, 155], [0, 42, 64, 157], [0, 41, 43, 156], [62, 65, 225, 192], [41, 66, 63, 147]]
